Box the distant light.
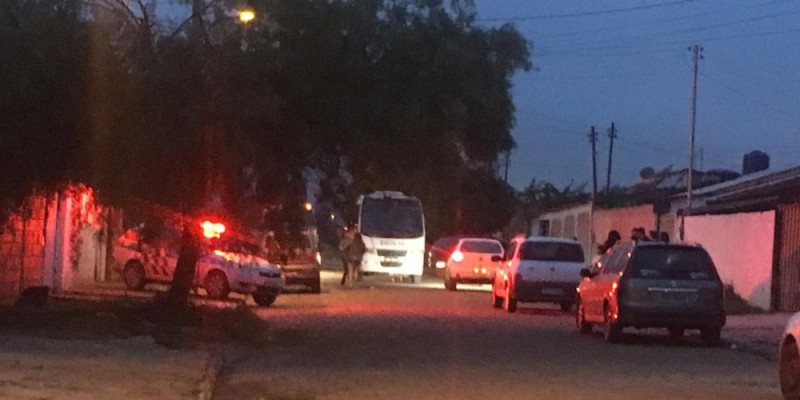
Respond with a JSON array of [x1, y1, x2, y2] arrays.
[[330, 214, 336, 220], [238, 9, 255, 23], [315, 252, 322, 265], [303, 201, 313, 211], [435, 261, 445, 269]]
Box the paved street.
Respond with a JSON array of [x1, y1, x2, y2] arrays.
[[216, 274, 781, 400]]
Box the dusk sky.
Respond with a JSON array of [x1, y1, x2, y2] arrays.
[[474, 0, 800, 190], [159, 0, 800, 191]]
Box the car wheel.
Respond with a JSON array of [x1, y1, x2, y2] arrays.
[[576, 298, 592, 334], [252, 292, 277, 307], [503, 284, 517, 313], [780, 338, 800, 400], [491, 281, 503, 309], [204, 270, 230, 299], [444, 272, 457, 291], [603, 303, 622, 343], [560, 302, 573, 312], [700, 327, 721, 347], [123, 261, 146, 291], [309, 279, 321, 294]]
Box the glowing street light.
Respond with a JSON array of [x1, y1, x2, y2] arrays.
[[238, 9, 255, 24], [303, 201, 313, 211]]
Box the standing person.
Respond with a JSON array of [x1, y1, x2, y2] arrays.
[[344, 224, 366, 288], [338, 225, 355, 286], [631, 227, 650, 242], [593, 230, 621, 267]]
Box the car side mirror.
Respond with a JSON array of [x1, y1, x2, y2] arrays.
[[491, 255, 504, 262], [579, 268, 595, 278]]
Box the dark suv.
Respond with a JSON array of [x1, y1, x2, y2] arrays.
[[576, 242, 726, 345]]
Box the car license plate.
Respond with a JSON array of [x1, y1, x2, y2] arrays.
[[661, 293, 688, 302], [541, 288, 563, 296]]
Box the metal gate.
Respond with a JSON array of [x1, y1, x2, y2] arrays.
[[778, 203, 800, 311]]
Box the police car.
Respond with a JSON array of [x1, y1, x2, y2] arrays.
[[113, 224, 285, 307]]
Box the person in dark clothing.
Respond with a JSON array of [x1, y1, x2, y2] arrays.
[[599, 230, 622, 254], [339, 225, 354, 286], [660, 232, 670, 243], [339, 223, 366, 287], [631, 227, 650, 242]]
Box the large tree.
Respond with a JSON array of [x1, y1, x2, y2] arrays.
[[1, 0, 531, 331]]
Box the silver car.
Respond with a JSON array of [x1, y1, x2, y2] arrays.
[[780, 312, 800, 399]]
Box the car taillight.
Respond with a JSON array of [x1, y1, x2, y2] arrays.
[[450, 251, 464, 263]]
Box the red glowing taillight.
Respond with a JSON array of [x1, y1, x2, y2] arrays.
[[450, 250, 464, 263]]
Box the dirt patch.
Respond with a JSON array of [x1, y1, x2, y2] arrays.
[[0, 297, 276, 348]]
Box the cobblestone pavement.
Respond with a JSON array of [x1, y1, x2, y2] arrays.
[[0, 335, 208, 400], [216, 275, 781, 400]]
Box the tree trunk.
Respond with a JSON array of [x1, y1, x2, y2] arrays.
[[162, 223, 201, 324]]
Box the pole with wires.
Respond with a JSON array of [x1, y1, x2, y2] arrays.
[[681, 44, 702, 241]]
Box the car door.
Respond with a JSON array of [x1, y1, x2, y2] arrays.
[[584, 244, 629, 322], [495, 240, 518, 296]]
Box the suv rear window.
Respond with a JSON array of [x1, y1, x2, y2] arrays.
[[519, 242, 584, 262], [432, 237, 460, 251], [460, 240, 503, 254], [627, 246, 718, 280]]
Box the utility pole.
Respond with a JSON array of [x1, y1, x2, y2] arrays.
[[681, 44, 703, 241], [588, 126, 598, 199], [606, 122, 617, 193], [588, 126, 598, 252]]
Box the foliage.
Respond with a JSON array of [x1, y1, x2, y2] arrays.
[[0, 0, 91, 208], [0, 0, 530, 318], [1, 0, 530, 231], [518, 179, 590, 222]]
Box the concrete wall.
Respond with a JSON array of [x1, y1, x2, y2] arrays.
[[537, 203, 593, 262], [685, 211, 775, 310], [0, 196, 48, 304], [0, 186, 110, 303], [536, 202, 657, 263], [593, 204, 656, 247]]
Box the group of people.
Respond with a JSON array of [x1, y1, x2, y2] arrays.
[[630, 227, 669, 243], [595, 227, 671, 258]]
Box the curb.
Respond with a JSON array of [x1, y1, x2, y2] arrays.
[[723, 337, 779, 362], [195, 346, 226, 400]]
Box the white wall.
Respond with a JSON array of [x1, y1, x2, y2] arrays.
[[685, 211, 775, 310]]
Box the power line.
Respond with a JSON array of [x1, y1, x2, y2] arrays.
[[537, 6, 800, 53], [704, 59, 800, 109], [701, 72, 800, 122], [534, 0, 793, 40], [476, 0, 694, 22], [527, 109, 741, 170]]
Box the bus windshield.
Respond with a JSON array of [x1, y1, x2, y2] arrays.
[[360, 197, 424, 239]]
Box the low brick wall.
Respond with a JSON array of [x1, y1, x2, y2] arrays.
[[0, 196, 47, 304]]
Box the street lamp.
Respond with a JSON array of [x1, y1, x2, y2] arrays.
[[238, 9, 255, 24]]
